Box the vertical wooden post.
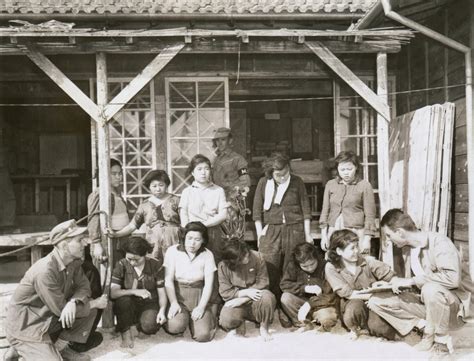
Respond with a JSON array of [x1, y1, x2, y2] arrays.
[[467, 1, 474, 277], [376, 52, 393, 268], [96, 52, 114, 329]]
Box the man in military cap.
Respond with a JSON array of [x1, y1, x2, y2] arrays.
[[212, 127, 251, 196], [4, 220, 108, 361]]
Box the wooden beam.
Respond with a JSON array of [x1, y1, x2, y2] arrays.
[[376, 52, 392, 268], [306, 41, 391, 122], [22, 45, 100, 122], [95, 52, 114, 329], [0, 28, 415, 39], [0, 39, 402, 55], [103, 43, 184, 122]]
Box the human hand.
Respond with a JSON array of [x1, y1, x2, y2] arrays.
[[157, 309, 167, 325], [133, 289, 151, 299], [360, 235, 371, 255], [106, 228, 116, 238], [92, 243, 106, 262], [320, 230, 329, 251], [297, 302, 311, 322], [243, 288, 262, 301], [390, 277, 414, 294], [167, 302, 181, 319], [90, 294, 108, 309], [191, 305, 206, 321], [224, 298, 250, 308], [60, 300, 77, 328], [304, 285, 322, 296]]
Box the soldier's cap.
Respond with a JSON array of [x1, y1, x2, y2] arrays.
[[50, 219, 88, 245], [213, 127, 231, 140]]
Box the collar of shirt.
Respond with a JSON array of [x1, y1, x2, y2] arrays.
[[51, 248, 67, 272], [191, 181, 215, 190], [216, 148, 232, 157], [336, 175, 361, 185], [337, 257, 366, 279]]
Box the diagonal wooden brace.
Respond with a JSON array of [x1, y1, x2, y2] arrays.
[[306, 41, 391, 122], [23, 44, 102, 123], [103, 43, 185, 122]]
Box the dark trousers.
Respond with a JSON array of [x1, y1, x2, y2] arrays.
[[219, 290, 276, 331], [342, 299, 396, 340], [113, 296, 160, 334]]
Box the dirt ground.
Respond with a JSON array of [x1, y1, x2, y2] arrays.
[[1, 280, 474, 361], [84, 320, 474, 361]]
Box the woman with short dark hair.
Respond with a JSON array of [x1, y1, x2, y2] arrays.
[[110, 236, 168, 349], [164, 222, 217, 342], [319, 150, 376, 255], [252, 152, 312, 325]]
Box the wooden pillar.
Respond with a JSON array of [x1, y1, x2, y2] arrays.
[[376, 52, 393, 268], [96, 52, 114, 329], [467, 0, 474, 277]]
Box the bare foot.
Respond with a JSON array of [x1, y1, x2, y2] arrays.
[[259, 325, 273, 342], [120, 329, 134, 348], [348, 329, 359, 340]]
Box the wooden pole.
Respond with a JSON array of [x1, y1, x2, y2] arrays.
[[376, 52, 393, 268], [96, 52, 114, 329]]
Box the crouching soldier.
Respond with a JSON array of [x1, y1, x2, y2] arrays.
[[280, 243, 338, 331], [4, 220, 108, 361]]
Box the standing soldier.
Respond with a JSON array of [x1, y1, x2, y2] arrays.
[[212, 127, 251, 196]]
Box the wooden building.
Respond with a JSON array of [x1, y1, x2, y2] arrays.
[[0, 0, 472, 277]]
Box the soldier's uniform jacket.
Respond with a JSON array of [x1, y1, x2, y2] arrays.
[[212, 148, 250, 195]]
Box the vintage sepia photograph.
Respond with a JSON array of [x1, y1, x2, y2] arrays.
[[0, 1, 473, 360]]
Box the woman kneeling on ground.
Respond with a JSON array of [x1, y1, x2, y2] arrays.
[[218, 239, 276, 341], [164, 222, 217, 342], [110, 236, 168, 348]]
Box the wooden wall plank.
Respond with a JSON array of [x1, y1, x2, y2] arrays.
[[453, 184, 469, 212]]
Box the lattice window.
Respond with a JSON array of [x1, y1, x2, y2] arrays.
[[333, 77, 395, 194], [165, 78, 229, 193], [90, 78, 156, 211]]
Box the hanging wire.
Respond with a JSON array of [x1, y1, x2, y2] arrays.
[[0, 83, 466, 107]]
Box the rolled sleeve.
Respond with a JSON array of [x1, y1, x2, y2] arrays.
[[367, 258, 395, 282]]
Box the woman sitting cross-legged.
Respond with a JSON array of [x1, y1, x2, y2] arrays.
[[218, 239, 276, 341], [110, 236, 168, 348], [164, 222, 217, 342], [325, 229, 397, 340]]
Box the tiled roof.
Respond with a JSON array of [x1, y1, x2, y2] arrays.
[[1, 1, 378, 15]]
